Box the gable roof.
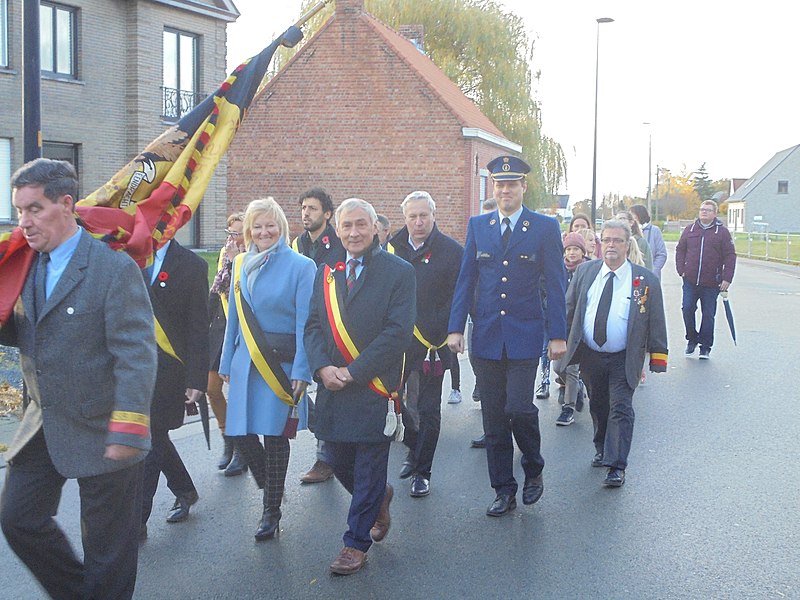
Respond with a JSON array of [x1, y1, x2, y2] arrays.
[[728, 144, 800, 201], [362, 13, 506, 139]]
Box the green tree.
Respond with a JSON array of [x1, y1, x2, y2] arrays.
[[277, 0, 565, 207], [692, 163, 714, 202]]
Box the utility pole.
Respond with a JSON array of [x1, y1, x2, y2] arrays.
[[23, 0, 42, 161]]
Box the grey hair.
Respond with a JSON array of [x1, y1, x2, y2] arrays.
[[600, 219, 632, 242], [11, 158, 78, 203], [401, 191, 436, 213], [700, 199, 718, 212], [335, 198, 378, 226]]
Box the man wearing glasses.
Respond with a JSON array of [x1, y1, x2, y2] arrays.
[[560, 220, 668, 487], [675, 200, 736, 359]]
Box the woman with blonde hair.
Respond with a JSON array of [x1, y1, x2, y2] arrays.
[[616, 210, 652, 270], [219, 197, 316, 541]]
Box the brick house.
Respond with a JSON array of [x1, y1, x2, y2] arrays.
[[0, 0, 238, 247], [226, 0, 521, 243]]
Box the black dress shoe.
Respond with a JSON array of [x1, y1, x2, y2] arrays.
[[166, 490, 199, 523], [470, 434, 486, 449], [522, 474, 543, 505], [254, 506, 281, 541], [486, 494, 516, 517], [591, 452, 604, 467], [410, 474, 430, 498], [398, 449, 415, 479], [603, 468, 625, 487]]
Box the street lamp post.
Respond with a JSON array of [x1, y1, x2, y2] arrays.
[[590, 17, 614, 226], [643, 122, 652, 217]]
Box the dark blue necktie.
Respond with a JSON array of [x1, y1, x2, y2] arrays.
[[593, 272, 615, 347], [501, 217, 511, 249]]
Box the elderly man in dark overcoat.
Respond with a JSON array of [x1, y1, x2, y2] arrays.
[[140, 238, 209, 534], [0, 158, 156, 599], [387, 190, 463, 498], [305, 198, 415, 575]]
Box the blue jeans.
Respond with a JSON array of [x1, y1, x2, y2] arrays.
[[681, 279, 719, 349]]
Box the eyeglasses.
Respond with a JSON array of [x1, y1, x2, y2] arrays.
[[224, 229, 243, 237], [698, 207, 715, 213], [601, 237, 627, 245]]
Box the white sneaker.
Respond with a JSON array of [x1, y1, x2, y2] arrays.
[[448, 390, 463, 404]]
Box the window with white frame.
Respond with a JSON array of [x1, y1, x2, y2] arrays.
[[40, 2, 76, 77], [1, 0, 8, 68], [1, 138, 11, 222], [163, 29, 199, 119]]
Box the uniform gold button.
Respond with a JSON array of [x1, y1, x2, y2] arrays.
[[503, 260, 509, 266], [500, 310, 506, 316], [501, 277, 508, 282], [501, 293, 506, 299]]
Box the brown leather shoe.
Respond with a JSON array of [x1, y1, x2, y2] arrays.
[[300, 459, 334, 484], [329, 547, 367, 575], [369, 484, 393, 542]]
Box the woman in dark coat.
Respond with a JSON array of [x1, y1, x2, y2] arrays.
[[208, 212, 246, 473]]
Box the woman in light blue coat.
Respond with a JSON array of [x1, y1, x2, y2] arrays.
[[219, 197, 316, 541], [630, 204, 668, 279]]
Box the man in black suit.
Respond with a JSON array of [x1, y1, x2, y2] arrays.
[[140, 239, 209, 535], [0, 159, 157, 599], [305, 198, 415, 575], [291, 187, 346, 485], [388, 191, 463, 498], [558, 219, 668, 487]]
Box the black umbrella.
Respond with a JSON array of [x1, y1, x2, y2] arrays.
[[197, 393, 211, 450], [720, 291, 737, 345], [186, 392, 211, 450]]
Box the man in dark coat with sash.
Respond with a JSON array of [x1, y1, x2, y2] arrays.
[[140, 239, 209, 536], [305, 198, 415, 575], [388, 191, 463, 498]]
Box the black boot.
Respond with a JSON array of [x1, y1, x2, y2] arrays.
[[235, 434, 266, 488], [217, 435, 234, 470], [224, 444, 249, 477], [254, 506, 281, 541]]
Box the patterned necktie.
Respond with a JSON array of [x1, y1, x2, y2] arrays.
[[501, 217, 511, 249], [347, 258, 359, 290], [593, 271, 615, 347], [35, 252, 50, 319]]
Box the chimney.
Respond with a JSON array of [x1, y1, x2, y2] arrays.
[[399, 24, 425, 52], [335, 0, 365, 18]]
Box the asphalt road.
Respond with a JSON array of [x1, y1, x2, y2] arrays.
[[1, 253, 799, 599]]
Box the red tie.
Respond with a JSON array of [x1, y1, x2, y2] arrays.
[[347, 258, 359, 290]]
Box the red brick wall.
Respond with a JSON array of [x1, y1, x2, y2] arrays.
[[227, 11, 506, 245]]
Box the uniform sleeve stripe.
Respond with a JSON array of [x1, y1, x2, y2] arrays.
[[110, 411, 150, 426], [650, 353, 668, 366], [108, 421, 149, 437]]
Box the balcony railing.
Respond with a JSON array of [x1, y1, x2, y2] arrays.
[[162, 86, 205, 120]]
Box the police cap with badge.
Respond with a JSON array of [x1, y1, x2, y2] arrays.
[[487, 155, 531, 181]]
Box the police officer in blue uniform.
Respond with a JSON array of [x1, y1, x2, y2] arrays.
[[447, 156, 567, 517]]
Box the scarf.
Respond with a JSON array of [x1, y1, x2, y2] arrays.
[[564, 255, 583, 273], [210, 254, 233, 297], [242, 240, 281, 296]]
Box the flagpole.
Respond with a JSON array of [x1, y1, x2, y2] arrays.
[[294, 0, 334, 29]]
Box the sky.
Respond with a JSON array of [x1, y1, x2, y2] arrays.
[[226, 0, 800, 204]]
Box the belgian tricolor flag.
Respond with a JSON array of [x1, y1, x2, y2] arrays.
[[0, 25, 304, 325]]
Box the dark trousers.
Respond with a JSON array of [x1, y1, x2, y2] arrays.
[[450, 353, 461, 390], [0, 430, 143, 600], [473, 353, 544, 496], [326, 440, 390, 553], [141, 426, 196, 525], [235, 435, 290, 507], [581, 347, 635, 469], [402, 370, 445, 479], [682, 279, 719, 349]]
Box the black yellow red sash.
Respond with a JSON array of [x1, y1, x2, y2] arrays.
[[154, 317, 183, 364], [232, 254, 294, 407], [322, 264, 402, 412], [413, 326, 447, 376]]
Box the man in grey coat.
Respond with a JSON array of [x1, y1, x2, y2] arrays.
[[559, 219, 668, 487], [0, 159, 157, 599]]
